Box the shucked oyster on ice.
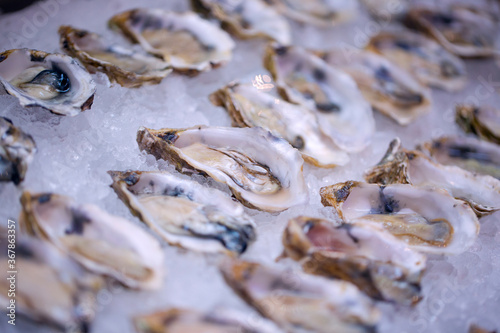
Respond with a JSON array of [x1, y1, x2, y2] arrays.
[[220, 259, 380, 333], [0, 117, 36, 184], [365, 138, 500, 217], [109, 9, 235, 73], [0, 49, 95, 116], [20, 191, 164, 289], [210, 82, 349, 167], [320, 181, 480, 255], [456, 105, 500, 145], [264, 44, 374, 152], [109, 170, 256, 255], [191, 0, 291, 45], [59, 25, 172, 88], [317, 48, 431, 125], [280, 216, 426, 304], [366, 30, 467, 92], [137, 126, 308, 212]]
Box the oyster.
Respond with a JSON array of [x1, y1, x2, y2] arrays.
[[365, 138, 500, 216], [405, 6, 498, 58], [320, 181, 480, 254], [210, 82, 349, 167], [220, 259, 380, 333], [137, 126, 308, 212], [20, 191, 164, 289], [366, 30, 467, 91], [59, 25, 172, 88], [280, 216, 426, 304], [422, 135, 500, 179], [0, 117, 36, 184], [360, 0, 409, 21], [264, 45, 374, 152], [0, 49, 95, 116], [109, 9, 235, 73], [456, 104, 500, 144], [191, 0, 291, 45], [317, 49, 431, 125], [109, 170, 256, 255]]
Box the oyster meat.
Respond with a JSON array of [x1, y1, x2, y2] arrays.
[[0, 49, 95, 116], [365, 138, 500, 216], [220, 259, 380, 333], [280, 216, 426, 304], [210, 82, 349, 167], [264, 45, 374, 152], [367, 30, 467, 92], [317, 48, 431, 125], [320, 181, 480, 254], [20, 191, 164, 289], [59, 25, 172, 88], [137, 126, 308, 212], [109, 170, 256, 255], [0, 117, 36, 184], [191, 0, 291, 45], [456, 104, 500, 145], [109, 9, 235, 73]]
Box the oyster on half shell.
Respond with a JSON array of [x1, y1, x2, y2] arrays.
[[0, 49, 95, 116], [456, 104, 500, 145], [137, 126, 308, 212], [109, 170, 256, 255]]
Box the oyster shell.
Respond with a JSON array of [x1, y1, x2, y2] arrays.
[[220, 259, 380, 333], [0, 49, 95, 116], [366, 30, 467, 92], [264, 44, 374, 152], [109, 170, 256, 255], [0, 117, 36, 184], [59, 25, 172, 88], [360, 0, 409, 20], [20, 191, 164, 289], [405, 6, 498, 58], [456, 104, 500, 144], [320, 181, 480, 254], [317, 48, 431, 125], [137, 126, 308, 212], [109, 9, 235, 73], [422, 135, 500, 179], [280, 216, 426, 304], [365, 138, 500, 217], [191, 0, 291, 45], [210, 82, 349, 167]]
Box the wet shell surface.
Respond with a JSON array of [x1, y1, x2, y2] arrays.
[[264, 44, 375, 152], [109, 170, 256, 255], [320, 181, 480, 255], [280, 216, 426, 304], [210, 82, 349, 167], [59, 25, 172, 88], [20, 191, 164, 289], [109, 8, 235, 73], [456, 104, 500, 145], [0, 49, 95, 116], [137, 125, 308, 212]]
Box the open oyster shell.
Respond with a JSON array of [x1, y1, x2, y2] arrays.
[[137, 126, 308, 212], [191, 0, 291, 45], [0, 117, 36, 184], [264, 44, 374, 152], [280, 216, 426, 304], [365, 138, 500, 217], [210, 82, 349, 167], [109, 170, 256, 255], [367, 30, 467, 92], [320, 181, 480, 255], [20, 191, 164, 289], [220, 259, 380, 333], [109, 9, 235, 73], [0, 49, 95, 116], [456, 105, 500, 144], [59, 25, 172, 88], [317, 48, 431, 125]]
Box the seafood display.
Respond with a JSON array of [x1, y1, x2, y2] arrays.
[[0, 49, 95, 116], [456, 105, 500, 144]]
